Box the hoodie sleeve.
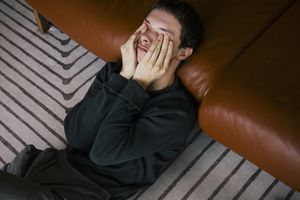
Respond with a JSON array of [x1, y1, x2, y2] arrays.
[[89, 79, 196, 166], [64, 62, 128, 149]]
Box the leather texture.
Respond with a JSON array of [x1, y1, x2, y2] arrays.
[[26, 0, 300, 191], [200, 0, 300, 190]]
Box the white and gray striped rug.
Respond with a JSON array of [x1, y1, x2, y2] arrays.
[[0, 0, 299, 199]]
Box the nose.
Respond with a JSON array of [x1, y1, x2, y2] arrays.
[[139, 27, 158, 45]]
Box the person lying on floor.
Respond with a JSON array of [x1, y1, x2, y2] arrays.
[[0, 0, 203, 199]]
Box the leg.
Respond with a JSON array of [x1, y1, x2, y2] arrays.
[[2, 144, 41, 177], [33, 10, 51, 33], [0, 170, 61, 200], [2, 148, 110, 200]]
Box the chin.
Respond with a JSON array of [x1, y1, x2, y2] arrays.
[[137, 57, 142, 63], [137, 53, 146, 63]]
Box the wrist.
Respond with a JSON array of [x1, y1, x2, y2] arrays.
[[132, 76, 150, 89], [120, 70, 132, 79]]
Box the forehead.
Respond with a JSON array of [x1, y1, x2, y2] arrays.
[[146, 9, 181, 37]]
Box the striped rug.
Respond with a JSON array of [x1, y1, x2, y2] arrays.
[[0, 0, 299, 199]]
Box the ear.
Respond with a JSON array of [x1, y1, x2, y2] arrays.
[[176, 47, 193, 61]]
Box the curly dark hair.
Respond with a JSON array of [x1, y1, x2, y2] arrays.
[[152, 0, 203, 51]]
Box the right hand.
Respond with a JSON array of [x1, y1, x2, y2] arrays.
[[120, 24, 145, 79], [133, 34, 173, 89]]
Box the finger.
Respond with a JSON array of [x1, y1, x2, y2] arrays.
[[128, 31, 140, 43], [155, 35, 170, 66], [149, 35, 164, 63], [124, 31, 141, 51], [135, 22, 146, 34], [124, 23, 146, 46], [163, 40, 173, 69], [143, 35, 162, 61], [132, 23, 146, 43], [128, 23, 146, 44]]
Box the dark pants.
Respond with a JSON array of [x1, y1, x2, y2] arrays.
[[0, 170, 61, 200], [0, 145, 110, 200]]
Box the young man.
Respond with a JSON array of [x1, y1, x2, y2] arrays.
[[0, 0, 203, 199]]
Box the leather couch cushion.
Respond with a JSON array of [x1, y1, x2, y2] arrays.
[[178, 0, 295, 101], [200, 0, 300, 190]]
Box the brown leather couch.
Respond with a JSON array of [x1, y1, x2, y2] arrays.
[[26, 0, 300, 191]]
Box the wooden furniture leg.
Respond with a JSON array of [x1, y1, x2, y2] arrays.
[[33, 10, 51, 33]]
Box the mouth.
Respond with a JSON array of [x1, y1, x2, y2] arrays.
[[137, 45, 148, 53]]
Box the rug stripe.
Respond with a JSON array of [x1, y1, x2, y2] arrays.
[[0, 2, 77, 56], [0, 155, 6, 166], [259, 179, 279, 200], [1, 0, 37, 25], [0, 87, 65, 146], [181, 149, 231, 200], [233, 169, 262, 200], [285, 190, 295, 200], [135, 132, 211, 200], [240, 171, 276, 199], [0, 61, 64, 123], [131, 131, 200, 200], [208, 159, 246, 200], [264, 181, 293, 199], [190, 150, 244, 199], [289, 191, 300, 200], [0, 139, 18, 162], [1, 19, 103, 88], [0, 51, 67, 112], [0, 66, 66, 131], [158, 140, 216, 200], [0, 17, 83, 69], [0, 30, 98, 85], [0, 134, 18, 154], [0, 121, 27, 148], [0, 19, 86, 70], [0, 100, 55, 148], [0, 35, 100, 101], [15, 0, 32, 13], [0, 31, 68, 80]]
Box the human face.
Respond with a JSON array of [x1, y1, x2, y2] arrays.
[[136, 9, 182, 62]]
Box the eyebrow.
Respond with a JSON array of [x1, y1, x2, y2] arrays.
[[144, 19, 174, 37]]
